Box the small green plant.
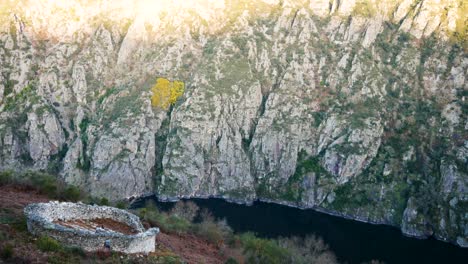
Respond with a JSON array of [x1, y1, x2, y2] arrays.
[[193, 219, 233, 245], [148, 255, 184, 264], [139, 201, 192, 234], [0, 209, 16, 225], [0, 170, 13, 186], [23, 171, 58, 197], [11, 215, 28, 232], [63, 246, 86, 257], [420, 34, 437, 64], [0, 244, 14, 260], [60, 185, 81, 202], [36, 236, 63, 252], [3, 79, 17, 97], [165, 215, 191, 234], [115, 201, 128, 209], [239, 232, 290, 264], [169, 201, 199, 222], [0, 230, 6, 241], [225, 257, 239, 264], [99, 197, 109, 206], [278, 235, 338, 264], [398, 32, 411, 43]]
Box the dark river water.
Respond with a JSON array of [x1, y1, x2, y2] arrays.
[[133, 197, 468, 264]]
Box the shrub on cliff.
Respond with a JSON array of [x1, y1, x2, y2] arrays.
[[36, 236, 63, 252], [151, 77, 185, 109], [59, 185, 82, 202], [170, 201, 199, 222], [192, 218, 233, 245], [239, 232, 290, 264], [0, 170, 13, 186], [0, 243, 14, 260], [138, 201, 191, 234], [278, 235, 338, 264]]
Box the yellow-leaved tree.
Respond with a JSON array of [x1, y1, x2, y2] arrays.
[[151, 77, 185, 109]]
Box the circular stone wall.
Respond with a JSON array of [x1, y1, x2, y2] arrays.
[[24, 201, 159, 254]]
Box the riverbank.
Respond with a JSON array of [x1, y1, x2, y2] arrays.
[[134, 195, 468, 264], [144, 193, 468, 248]]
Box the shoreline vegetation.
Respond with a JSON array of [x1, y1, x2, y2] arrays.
[[0, 170, 346, 264]]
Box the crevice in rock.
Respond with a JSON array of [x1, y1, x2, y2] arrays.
[[215, 134, 222, 148], [290, 9, 299, 30], [245, 65, 288, 184], [152, 108, 172, 190], [77, 116, 91, 172]]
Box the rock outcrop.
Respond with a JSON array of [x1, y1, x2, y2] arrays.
[[0, 0, 466, 247]]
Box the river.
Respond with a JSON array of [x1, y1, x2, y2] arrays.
[[132, 197, 468, 264]]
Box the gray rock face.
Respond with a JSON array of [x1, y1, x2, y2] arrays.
[[401, 197, 433, 238], [0, 0, 466, 246], [27, 111, 65, 169]]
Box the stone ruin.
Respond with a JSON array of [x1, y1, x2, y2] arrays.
[[24, 201, 159, 254]]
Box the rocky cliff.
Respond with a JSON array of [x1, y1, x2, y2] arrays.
[[0, 0, 466, 247]]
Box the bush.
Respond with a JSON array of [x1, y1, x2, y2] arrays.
[[0, 208, 16, 225], [193, 218, 233, 245], [0, 170, 13, 186], [11, 215, 28, 232], [115, 201, 128, 209], [398, 32, 411, 43], [83, 196, 112, 206], [225, 257, 239, 264], [0, 244, 14, 260], [36, 236, 62, 252], [165, 215, 191, 234], [239, 233, 290, 264], [60, 185, 81, 202], [63, 246, 86, 257], [199, 207, 215, 222], [194, 220, 224, 244], [151, 77, 185, 109], [99, 197, 109, 206], [23, 171, 58, 197], [170, 201, 199, 222], [147, 255, 184, 264], [0, 230, 6, 241], [139, 201, 191, 234], [138, 201, 160, 225], [278, 235, 338, 264]]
